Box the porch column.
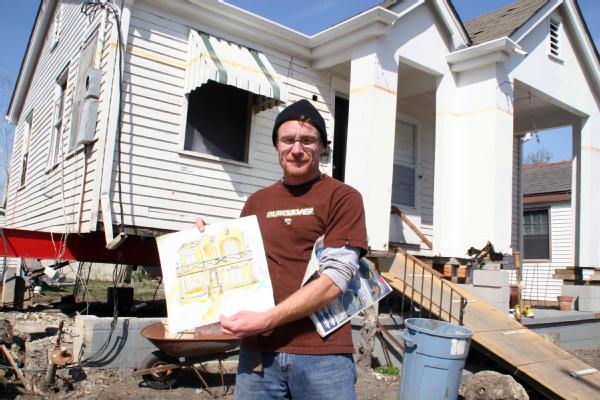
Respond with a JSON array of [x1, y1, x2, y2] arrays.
[[575, 114, 600, 267], [345, 41, 398, 251], [433, 68, 514, 256]]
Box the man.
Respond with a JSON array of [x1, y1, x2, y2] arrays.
[[197, 99, 368, 399]]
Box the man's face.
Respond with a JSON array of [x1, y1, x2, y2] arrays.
[[276, 120, 324, 185]]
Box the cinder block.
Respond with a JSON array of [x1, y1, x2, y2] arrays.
[[1, 267, 25, 308], [562, 284, 600, 299], [481, 263, 502, 271], [576, 297, 600, 312], [459, 284, 509, 304], [472, 270, 509, 288], [73, 316, 164, 369]]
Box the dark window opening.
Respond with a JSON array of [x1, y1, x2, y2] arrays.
[[333, 96, 348, 182], [185, 80, 257, 162], [523, 209, 550, 260]]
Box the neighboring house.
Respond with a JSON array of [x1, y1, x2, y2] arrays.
[[4, 0, 600, 270], [519, 161, 573, 301]]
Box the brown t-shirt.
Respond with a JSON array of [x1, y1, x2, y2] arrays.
[[240, 174, 368, 354]]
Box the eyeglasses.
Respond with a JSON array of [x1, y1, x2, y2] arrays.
[[278, 136, 320, 146]]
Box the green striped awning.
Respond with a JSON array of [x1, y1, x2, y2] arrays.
[[185, 30, 287, 105]]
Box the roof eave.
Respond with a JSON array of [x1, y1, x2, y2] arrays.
[[446, 36, 522, 72], [310, 7, 398, 70], [562, 0, 600, 99], [434, 0, 471, 49], [6, 0, 55, 125]]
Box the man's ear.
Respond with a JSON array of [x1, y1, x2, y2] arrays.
[[319, 145, 330, 163]]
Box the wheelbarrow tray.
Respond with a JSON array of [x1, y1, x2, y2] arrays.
[[141, 321, 239, 358]]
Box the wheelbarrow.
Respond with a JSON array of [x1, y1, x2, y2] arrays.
[[133, 321, 239, 396]]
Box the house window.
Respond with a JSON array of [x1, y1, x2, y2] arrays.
[[19, 113, 33, 188], [523, 209, 550, 260], [392, 121, 417, 208], [549, 18, 560, 58], [184, 80, 259, 163], [50, 2, 61, 50], [48, 70, 68, 169]]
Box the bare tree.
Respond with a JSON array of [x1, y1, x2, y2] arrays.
[[524, 148, 553, 166]]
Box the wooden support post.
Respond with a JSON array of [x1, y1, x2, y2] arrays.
[[513, 251, 523, 319]]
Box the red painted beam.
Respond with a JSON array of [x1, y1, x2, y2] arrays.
[[0, 228, 160, 266]]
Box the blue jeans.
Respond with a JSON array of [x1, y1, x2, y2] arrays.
[[235, 349, 357, 399]]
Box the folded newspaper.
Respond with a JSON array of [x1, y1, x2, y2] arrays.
[[302, 236, 392, 337]]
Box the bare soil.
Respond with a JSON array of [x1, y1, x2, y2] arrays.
[[2, 294, 600, 400], [0, 306, 400, 400]]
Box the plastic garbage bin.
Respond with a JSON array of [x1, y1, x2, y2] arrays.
[[399, 318, 473, 400]]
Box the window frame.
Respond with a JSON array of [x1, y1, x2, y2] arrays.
[[50, 1, 62, 50], [522, 207, 552, 261], [47, 66, 69, 171], [178, 82, 259, 167], [18, 112, 33, 189], [391, 114, 421, 214]]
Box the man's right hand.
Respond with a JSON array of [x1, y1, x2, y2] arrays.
[[195, 217, 207, 232]]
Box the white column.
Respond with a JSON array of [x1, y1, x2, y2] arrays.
[[344, 41, 398, 252], [433, 66, 515, 256], [576, 114, 600, 267]]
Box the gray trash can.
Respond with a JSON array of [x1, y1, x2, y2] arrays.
[[399, 318, 473, 400]]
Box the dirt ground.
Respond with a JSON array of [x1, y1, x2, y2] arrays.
[[0, 306, 400, 400], [2, 302, 600, 400]]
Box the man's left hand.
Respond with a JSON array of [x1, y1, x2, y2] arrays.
[[220, 311, 273, 338]]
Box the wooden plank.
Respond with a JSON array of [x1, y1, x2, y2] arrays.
[[378, 251, 600, 400], [473, 330, 574, 366], [518, 358, 600, 400]]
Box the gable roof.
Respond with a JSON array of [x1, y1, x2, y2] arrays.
[[523, 160, 571, 195], [464, 0, 548, 45]]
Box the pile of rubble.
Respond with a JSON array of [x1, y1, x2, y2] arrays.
[[0, 309, 78, 396]]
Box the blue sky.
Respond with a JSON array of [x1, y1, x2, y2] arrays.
[[0, 0, 598, 173]]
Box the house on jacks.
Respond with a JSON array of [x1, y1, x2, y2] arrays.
[[4, 0, 600, 278]]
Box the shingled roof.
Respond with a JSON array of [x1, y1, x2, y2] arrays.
[[464, 0, 548, 45], [523, 161, 571, 196]]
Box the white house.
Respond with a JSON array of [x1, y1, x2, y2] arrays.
[[4, 0, 600, 269], [519, 160, 573, 301]]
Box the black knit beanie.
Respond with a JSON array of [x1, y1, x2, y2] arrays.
[[271, 99, 327, 147]]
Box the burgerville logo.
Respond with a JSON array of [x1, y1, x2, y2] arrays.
[[266, 207, 314, 218]]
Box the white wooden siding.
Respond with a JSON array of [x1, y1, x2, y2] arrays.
[[510, 202, 574, 301], [4, 1, 108, 234], [389, 95, 435, 254], [103, 2, 335, 231]]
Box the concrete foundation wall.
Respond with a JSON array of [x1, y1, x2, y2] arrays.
[[562, 284, 600, 311], [526, 320, 600, 350], [73, 315, 164, 369]]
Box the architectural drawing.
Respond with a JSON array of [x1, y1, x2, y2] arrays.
[[175, 227, 258, 303], [156, 216, 274, 333]]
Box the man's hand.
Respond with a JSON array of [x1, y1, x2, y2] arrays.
[[195, 217, 207, 232], [220, 275, 341, 338], [220, 310, 274, 338]]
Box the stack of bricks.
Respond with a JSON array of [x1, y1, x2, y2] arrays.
[[442, 264, 469, 283], [554, 267, 600, 312]]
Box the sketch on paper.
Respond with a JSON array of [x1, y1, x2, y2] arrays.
[[156, 215, 274, 333]]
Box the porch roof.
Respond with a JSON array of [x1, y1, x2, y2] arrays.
[[523, 160, 572, 195]]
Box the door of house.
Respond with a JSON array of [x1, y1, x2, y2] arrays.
[[333, 95, 349, 182]]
